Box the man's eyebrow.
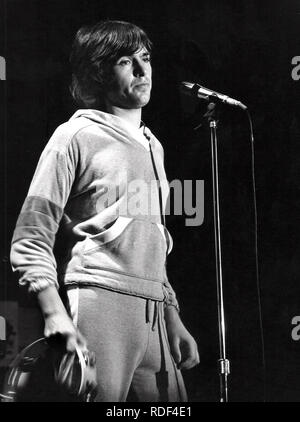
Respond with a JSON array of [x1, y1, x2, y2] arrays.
[[116, 50, 150, 58]]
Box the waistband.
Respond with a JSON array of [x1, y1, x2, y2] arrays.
[[63, 271, 171, 304]]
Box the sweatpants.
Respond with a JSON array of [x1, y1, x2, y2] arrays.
[[67, 286, 188, 402]]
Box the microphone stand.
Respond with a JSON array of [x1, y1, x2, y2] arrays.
[[204, 102, 230, 402]]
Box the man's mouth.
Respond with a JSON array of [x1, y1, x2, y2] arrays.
[[133, 82, 150, 88]]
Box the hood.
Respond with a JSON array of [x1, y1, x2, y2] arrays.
[[69, 109, 153, 150]]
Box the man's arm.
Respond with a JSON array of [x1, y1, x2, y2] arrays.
[[10, 132, 85, 351]]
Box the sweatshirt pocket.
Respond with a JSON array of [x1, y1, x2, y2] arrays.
[[82, 216, 170, 282], [83, 216, 133, 251]]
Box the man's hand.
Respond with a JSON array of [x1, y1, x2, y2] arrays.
[[164, 305, 200, 370], [44, 311, 87, 353], [36, 285, 87, 353]]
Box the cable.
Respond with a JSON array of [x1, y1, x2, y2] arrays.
[[246, 109, 267, 402]]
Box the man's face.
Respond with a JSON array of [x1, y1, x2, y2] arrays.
[[103, 47, 152, 110]]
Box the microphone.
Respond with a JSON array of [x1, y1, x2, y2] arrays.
[[181, 81, 247, 110]]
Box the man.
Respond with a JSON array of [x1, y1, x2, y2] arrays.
[[10, 20, 199, 402]]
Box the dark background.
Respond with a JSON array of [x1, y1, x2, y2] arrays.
[[1, 0, 300, 402]]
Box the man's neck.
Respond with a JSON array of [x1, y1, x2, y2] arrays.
[[105, 105, 142, 128]]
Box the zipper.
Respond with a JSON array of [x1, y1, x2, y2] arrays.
[[143, 125, 165, 226], [142, 125, 171, 256]]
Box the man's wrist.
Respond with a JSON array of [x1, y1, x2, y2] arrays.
[[36, 285, 67, 318], [164, 302, 180, 313], [164, 303, 181, 325]]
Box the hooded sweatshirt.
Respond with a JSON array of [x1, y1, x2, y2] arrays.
[[10, 109, 179, 310]]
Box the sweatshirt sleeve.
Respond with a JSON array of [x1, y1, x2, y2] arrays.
[[10, 136, 76, 294], [162, 266, 180, 313]]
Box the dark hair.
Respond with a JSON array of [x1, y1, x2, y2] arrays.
[[69, 20, 153, 108]]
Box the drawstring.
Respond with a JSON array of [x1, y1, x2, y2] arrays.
[[145, 299, 150, 324], [152, 301, 158, 331], [145, 299, 160, 332], [157, 301, 169, 401]]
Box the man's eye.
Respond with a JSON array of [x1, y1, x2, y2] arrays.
[[118, 59, 131, 66], [143, 56, 151, 63]]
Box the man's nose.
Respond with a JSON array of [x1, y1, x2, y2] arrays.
[[133, 59, 147, 77]]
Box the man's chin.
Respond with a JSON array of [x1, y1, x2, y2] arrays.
[[130, 94, 151, 109]]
